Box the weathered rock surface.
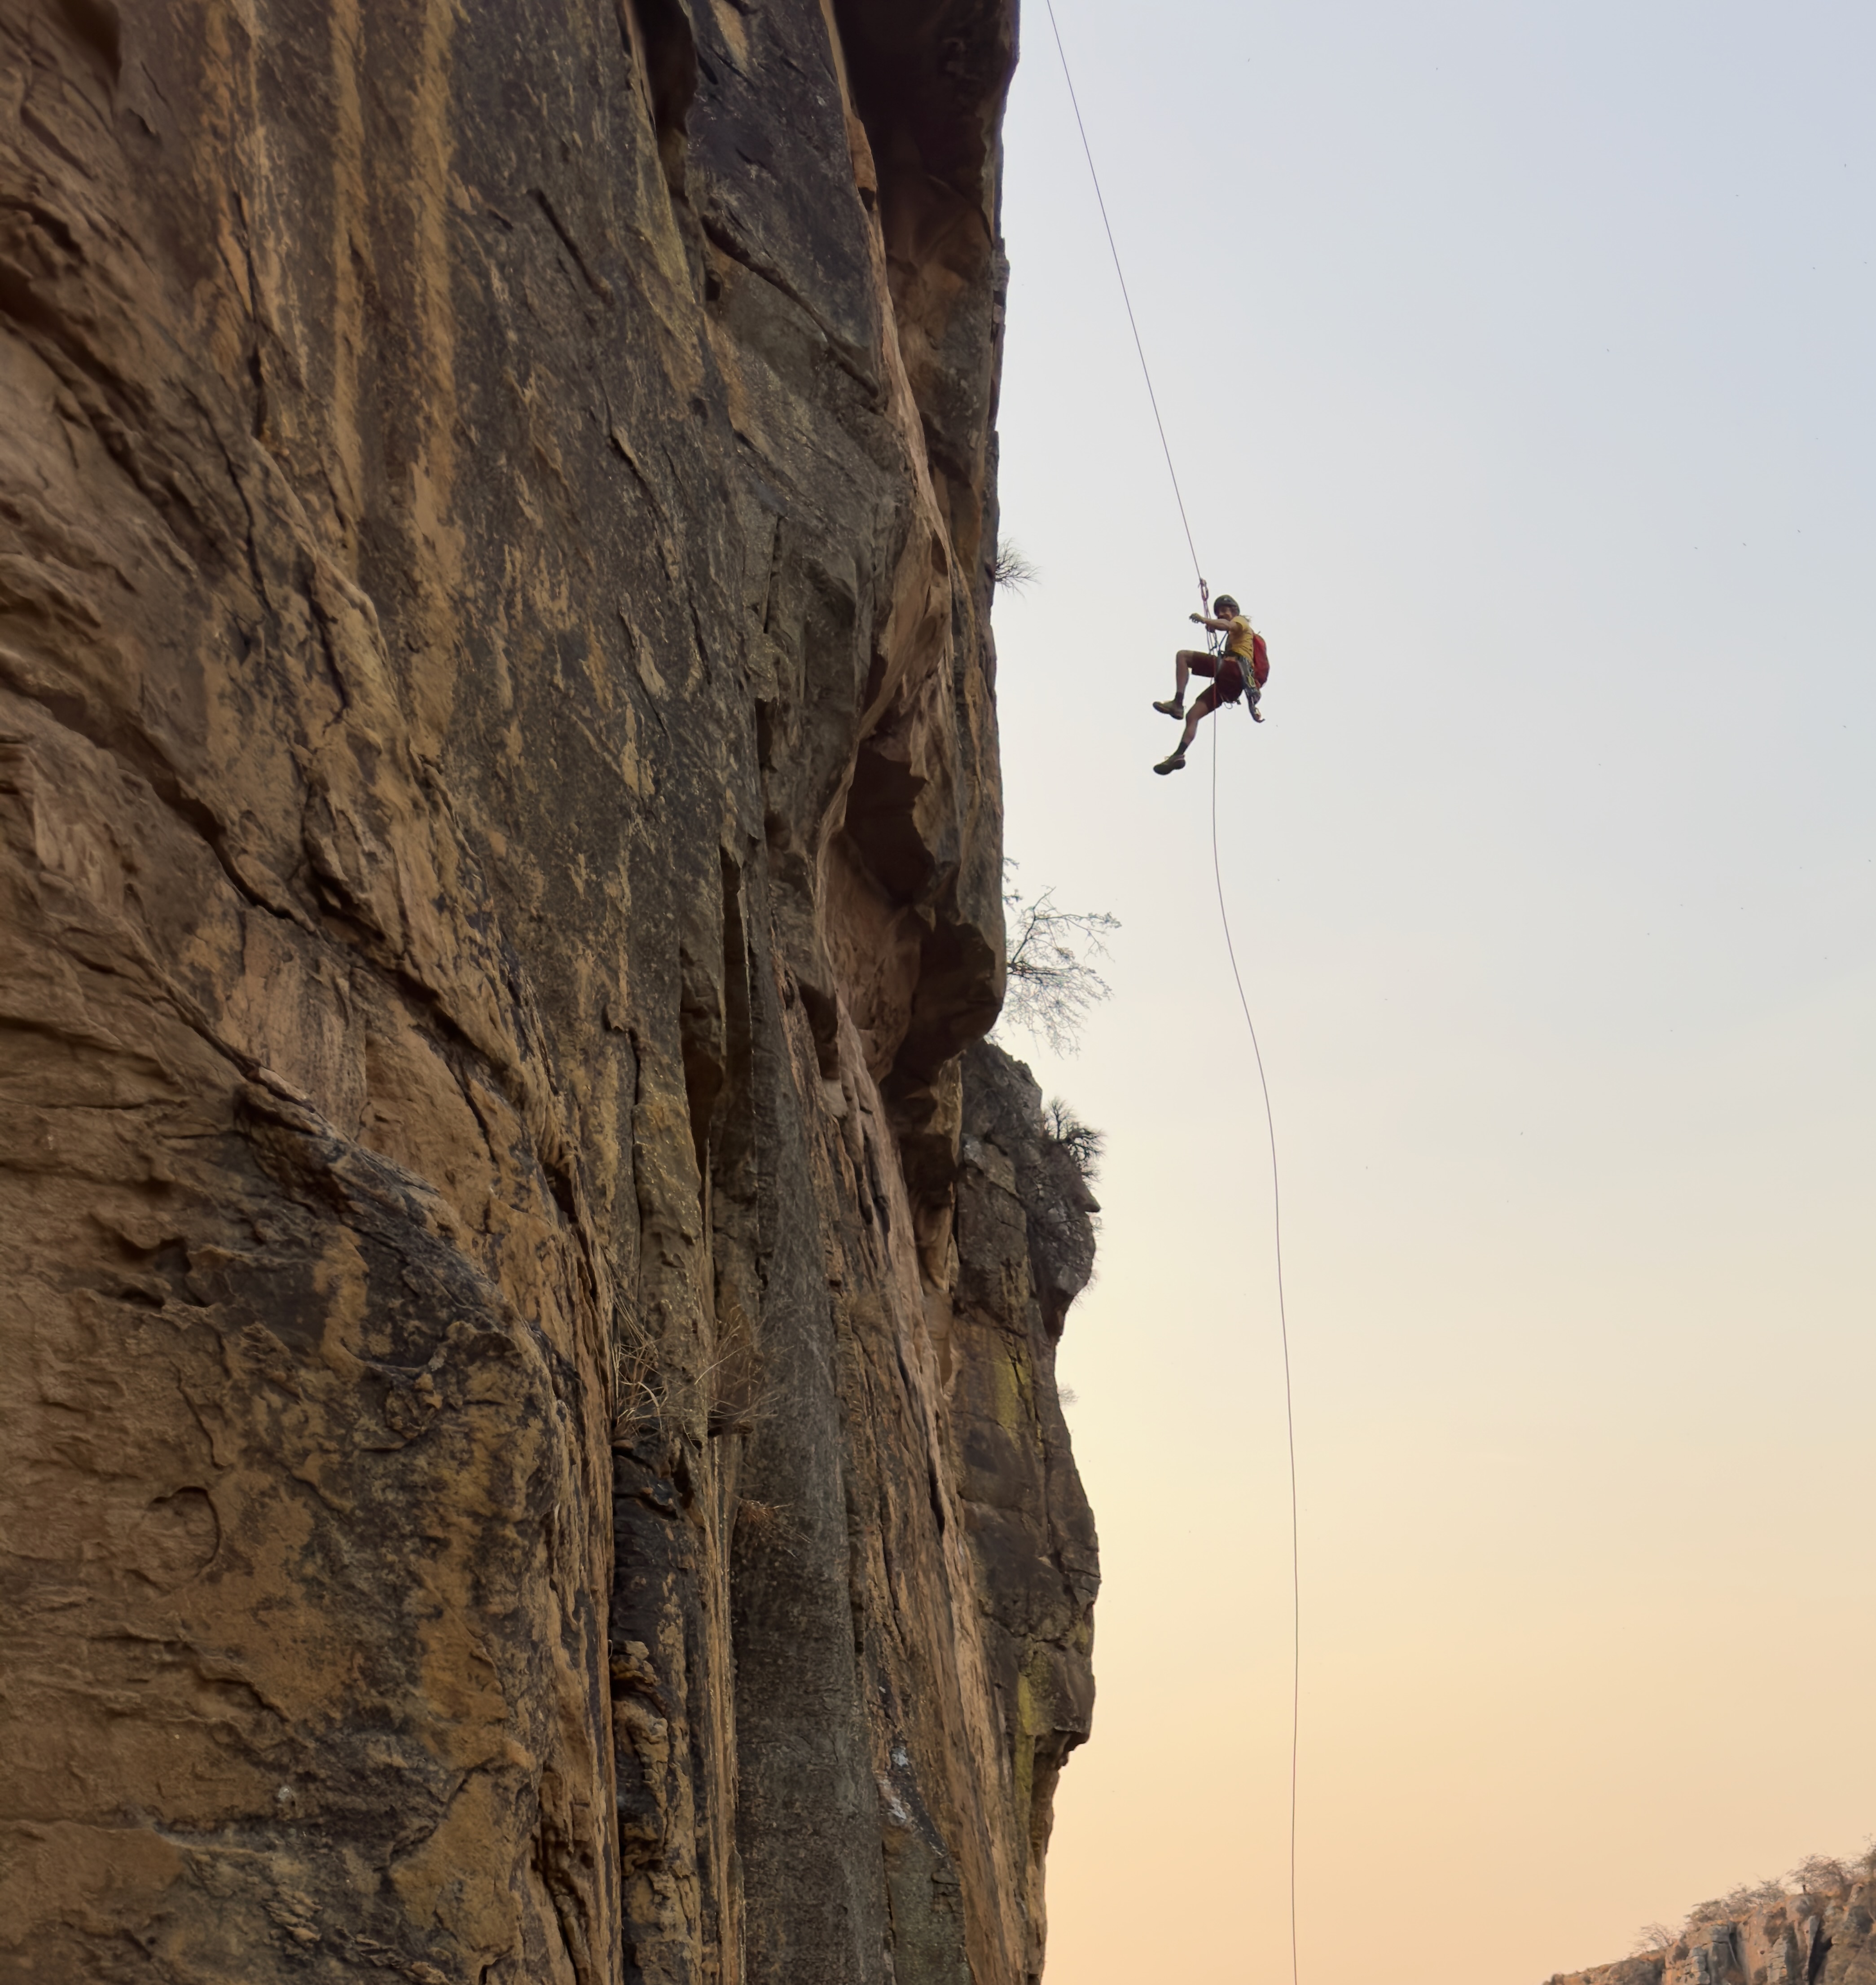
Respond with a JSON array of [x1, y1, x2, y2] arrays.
[[0, 1, 1098, 1980], [1548, 1869, 1876, 1985]]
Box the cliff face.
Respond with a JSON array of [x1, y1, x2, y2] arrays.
[[0, 2, 1098, 1981], [1549, 1870, 1876, 1985]]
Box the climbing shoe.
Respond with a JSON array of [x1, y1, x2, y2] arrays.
[[1153, 752, 1187, 776], [1152, 697, 1184, 718]]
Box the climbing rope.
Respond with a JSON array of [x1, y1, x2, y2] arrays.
[[1041, 11, 1302, 1982], [1042, 0, 1207, 604], [1212, 721, 1300, 1985]]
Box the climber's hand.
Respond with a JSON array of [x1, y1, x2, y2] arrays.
[[1189, 612, 1204, 623]]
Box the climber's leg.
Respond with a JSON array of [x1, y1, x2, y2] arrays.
[[1155, 684, 1220, 773], [1154, 650, 1213, 717], [1177, 684, 1221, 753]]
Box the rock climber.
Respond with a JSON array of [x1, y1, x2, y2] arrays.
[[1151, 594, 1267, 775]]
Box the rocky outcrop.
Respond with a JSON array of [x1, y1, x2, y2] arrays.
[[951, 1043, 1100, 1967], [1549, 1868, 1876, 1985], [0, 2, 1098, 1981]]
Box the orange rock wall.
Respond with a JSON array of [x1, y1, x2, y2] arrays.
[[0, 2, 1097, 1981]]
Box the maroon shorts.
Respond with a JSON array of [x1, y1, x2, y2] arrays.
[[1190, 654, 1247, 702]]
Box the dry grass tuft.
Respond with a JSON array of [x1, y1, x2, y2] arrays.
[[734, 1497, 800, 1556]]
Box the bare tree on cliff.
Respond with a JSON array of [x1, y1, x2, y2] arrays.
[[1041, 1096, 1105, 1183], [999, 864, 1119, 1058], [992, 540, 1039, 592]]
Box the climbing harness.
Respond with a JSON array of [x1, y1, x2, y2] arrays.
[[1043, 8, 1302, 1981]]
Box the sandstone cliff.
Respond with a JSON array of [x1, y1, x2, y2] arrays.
[[1549, 1864, 1876, 1985], [0, 1, 1099, 1980]]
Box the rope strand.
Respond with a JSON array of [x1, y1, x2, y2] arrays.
[[1211, 721, 1300, 1985], [1046, 13, 1299, 1976], [1043, 0, 1206, 599]]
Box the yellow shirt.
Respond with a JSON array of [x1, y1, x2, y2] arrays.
[[1224, 615, 1255, 662]]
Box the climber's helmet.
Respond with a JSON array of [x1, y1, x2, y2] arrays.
[[1213, 594, 1240, 618]]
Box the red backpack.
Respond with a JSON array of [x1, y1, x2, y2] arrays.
[[1249, 631, 1271, 688]]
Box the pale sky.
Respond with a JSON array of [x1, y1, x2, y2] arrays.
[[988, 4, 1876, 1981]]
